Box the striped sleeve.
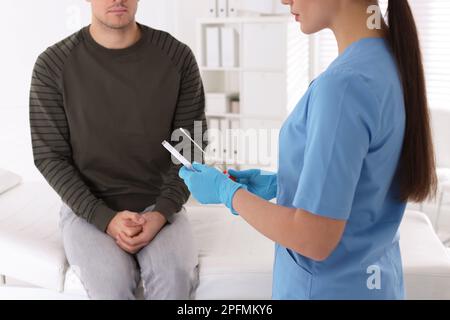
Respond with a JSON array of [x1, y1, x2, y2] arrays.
[[30, 47, 117, 232], [153, 38, 208, 222]]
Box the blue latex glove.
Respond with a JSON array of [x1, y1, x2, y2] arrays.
[[179, 162, 245, 215], [227, 169, 277, 201]]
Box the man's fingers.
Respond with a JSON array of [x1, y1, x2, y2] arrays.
[[122, 225, 143, 237], [123, 219, 144, 228], [122, 212, 145, 225], [116, 235, 147, 254], [123, 219, 140, 227], [116, 237, 139, 254], [117, 232, 137, 246], [118, 232, 148, 248], [128, 231, 151, 246], [115, 236, 133, 252]]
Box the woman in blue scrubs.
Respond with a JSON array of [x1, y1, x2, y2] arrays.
[[179, 0, 437, 299]]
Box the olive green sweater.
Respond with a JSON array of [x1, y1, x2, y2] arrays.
[[29, 23, 206, 231]]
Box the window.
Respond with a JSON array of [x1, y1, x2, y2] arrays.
[[311, 0, 450, 110], [412, 0, 450, 109]]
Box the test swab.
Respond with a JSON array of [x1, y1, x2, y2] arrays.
[[177, 128, 236, 181], [162, 140, 197, 171], [179, 128, 206, 155]]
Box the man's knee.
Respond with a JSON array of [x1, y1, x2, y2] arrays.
[[138, 211, 199, 299], [79, 266, 139, 300], [61, 220, 140, 299], [141, 261, 199, 300]]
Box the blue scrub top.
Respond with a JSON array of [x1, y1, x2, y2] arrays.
[[273, 38, 407, 300]]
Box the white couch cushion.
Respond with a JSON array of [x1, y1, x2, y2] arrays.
[[0, 286, 88, 300], [399, 210, 450, 299], [0, 168, 21, 195], [186, 205, 274, 300]]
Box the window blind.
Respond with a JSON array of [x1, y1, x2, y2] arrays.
[[311, 0, 450, 109]]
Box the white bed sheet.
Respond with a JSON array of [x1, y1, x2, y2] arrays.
[[2, 180, 450, 300]]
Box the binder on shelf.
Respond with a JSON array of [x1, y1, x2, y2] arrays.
[[208, 118, 220, 132], [217, 0, 228, 18], [230, 119, 241, 164], [228, 0, 240, 17], [220, 118, 230, 131], [221, 27, 238, 68], [220, 118, 230, 163], [207, 0, 218, 18], [205, 27, 221, 68], [206, 118, 221, 163]]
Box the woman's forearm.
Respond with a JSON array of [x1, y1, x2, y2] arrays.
[[232, 189, 299, 251], [232, 189, 346, 261]]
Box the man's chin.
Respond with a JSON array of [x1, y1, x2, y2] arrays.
[[102, 18, 135, 30]]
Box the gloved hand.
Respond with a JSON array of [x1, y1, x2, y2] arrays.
[[179, 162, 245, 215], [227, 169, 277, 201]]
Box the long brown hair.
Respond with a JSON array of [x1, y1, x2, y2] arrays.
[[386, 0, 437, 202]]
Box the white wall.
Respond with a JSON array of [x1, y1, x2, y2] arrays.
[[0, 0, 209, 180], [174, 0, 209, 49], [0, 0, 287, 109], [0, 0, 178, 109]]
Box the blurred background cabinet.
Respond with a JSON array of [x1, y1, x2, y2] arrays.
[[197, 16, 310, 171]]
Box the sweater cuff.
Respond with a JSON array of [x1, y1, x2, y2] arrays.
[[90, 203, 118, 232], [153, 198, 180, 224]]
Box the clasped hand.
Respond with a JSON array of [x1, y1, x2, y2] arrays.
[[106, 210, 167, 254]]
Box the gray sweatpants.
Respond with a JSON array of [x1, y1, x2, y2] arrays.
[[59, 203, 199, 300]]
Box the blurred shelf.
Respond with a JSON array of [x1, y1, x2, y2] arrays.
[[206, 112, 284, 121], [200, 66, 285, 73], [200, 66, 241, 72], [198, 16, 291, 25]]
